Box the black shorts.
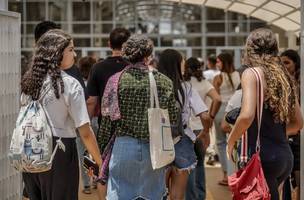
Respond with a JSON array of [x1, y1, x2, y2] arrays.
[[23, 137, 79, 200]]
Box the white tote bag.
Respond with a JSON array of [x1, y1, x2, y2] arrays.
[[148, 71, 175, 170]]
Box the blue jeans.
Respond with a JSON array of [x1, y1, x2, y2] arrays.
[[76, 137, 90, 187], [214, 103, 228, 173], [186, 131, 206, 200]]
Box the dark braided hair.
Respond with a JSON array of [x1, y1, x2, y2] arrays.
[[22, 29, 72, 100]]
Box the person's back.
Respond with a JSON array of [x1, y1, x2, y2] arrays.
[[219, 71, 240, 102], [248, 105, 289, 158], [106, 67, 176, 140], [227, 28, 303, 200], [99, 35, 178, 200]]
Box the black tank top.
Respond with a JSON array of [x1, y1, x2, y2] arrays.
[[247, 103, 291, 162]]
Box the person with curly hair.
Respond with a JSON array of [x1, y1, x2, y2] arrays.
[[227, 28, 303, 200], [99, 35, 178, 199], [21, 29, 102, 200]]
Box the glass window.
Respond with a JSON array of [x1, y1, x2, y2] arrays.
[[207, 37, 225, 46], [26, 2, 46, 21], [228, 22, 248, 33], [186, 23, 201, 33], [93, 1, 113, 21], [73, 24, 90, 34], [73, 2, 90, 21], [160, 37, 173, 46], [26, 24, 37, 35], [206, 23, 225, 32], [24, 36, 35, 48], [227, 36, 247, 46], [57, 23, 69, 32], [250, 22, 268, 31], [206, 49, 216, 57], [192, 49, 202, 58], [228, 12, 246, 21], [93, 24, 113, 34], [206, 7, 225, 20], [49, 2, 67, 21], [137, 21, 158, 34], [187, 37, 202, 47], [93, 38, 108, 47], [8, 2, 23, 20], [172, 22, 186, 35], [74, 38, 91, 47]]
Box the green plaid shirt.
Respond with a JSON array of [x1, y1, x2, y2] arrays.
[[98, 68, 178, 151]]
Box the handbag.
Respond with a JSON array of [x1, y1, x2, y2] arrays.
[[228, 68, 271, 200], [148, 70, 175, 170], [225, 107, 241, 125]]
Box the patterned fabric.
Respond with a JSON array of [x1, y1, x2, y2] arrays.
[[98, 67, 178, 151], [101, 62, 147, 121]]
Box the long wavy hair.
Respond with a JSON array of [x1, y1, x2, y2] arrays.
[[217, 53, 236, 89], [243, 28, 297, 123], [21, 29, 72, 100]]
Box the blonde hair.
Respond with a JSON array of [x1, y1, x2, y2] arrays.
[[243, 28, 297, 123]]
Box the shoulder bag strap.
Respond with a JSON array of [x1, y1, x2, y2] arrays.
[[240, 68, 264, 163], [149, 70, 160, 109], [249, 68, 264, 152]]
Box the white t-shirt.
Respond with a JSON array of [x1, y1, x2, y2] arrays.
[[219, 71, 241, 102], [188, 77, 214, 130], [225, 89, 242, 113], [24, 72, 90, 138], [181, 82, 208, 141], [203, 69, 220, 82]]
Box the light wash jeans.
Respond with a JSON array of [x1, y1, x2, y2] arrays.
[[107, 136, 167, 200], [214, 103, 228, 173]]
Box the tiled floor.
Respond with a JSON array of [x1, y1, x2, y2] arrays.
[[79, 165, 232, 200]]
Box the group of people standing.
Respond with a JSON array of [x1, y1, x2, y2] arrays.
[[19, 20, 303, 200]]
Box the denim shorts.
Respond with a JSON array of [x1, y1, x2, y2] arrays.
[[173, 135, 197, 170], [107, 136, 167, 200]]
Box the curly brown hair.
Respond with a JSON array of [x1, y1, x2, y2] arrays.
[[243, 28, 297, 123], [21, 29, 72, 100]]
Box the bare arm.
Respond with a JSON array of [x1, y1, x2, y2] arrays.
[[196, 111, 211, 150], [227, 69, 257, 157], [207, 88, 222, 119], [286, 100, 303, 135], [78, 123, 102, 166], [86, 96, 98, 118], [213, 74, 222, 93]]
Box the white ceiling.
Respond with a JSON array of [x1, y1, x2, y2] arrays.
[[165, 0, 301, 35]]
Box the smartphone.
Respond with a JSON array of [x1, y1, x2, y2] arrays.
[[83, 155, 99, 177]]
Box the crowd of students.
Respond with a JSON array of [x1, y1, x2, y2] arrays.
[[19, 21, 303, 200]]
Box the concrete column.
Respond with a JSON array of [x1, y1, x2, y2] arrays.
[[0, 0, 8, 11], [286, 30, 298, 49]]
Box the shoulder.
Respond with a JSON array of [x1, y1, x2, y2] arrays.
[[154, 71, 174, 87], [241, 68, 258, 85], [62, 71, 83, 92]]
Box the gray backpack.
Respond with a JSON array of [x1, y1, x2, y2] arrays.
[[9, 84, 65, 173]]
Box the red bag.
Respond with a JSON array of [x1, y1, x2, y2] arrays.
[[228, 68, 271, 200]]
